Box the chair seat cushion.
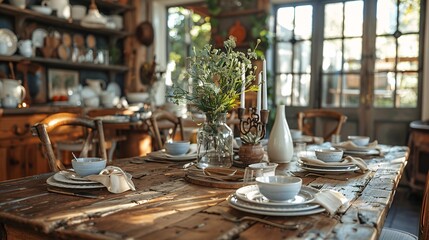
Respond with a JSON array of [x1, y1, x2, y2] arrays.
[[380, 227, 417, 240]]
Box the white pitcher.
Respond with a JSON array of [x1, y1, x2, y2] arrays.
[[18, 39, 32, 57], [86, 79, 105, 95], [0, 79, 26, 103]]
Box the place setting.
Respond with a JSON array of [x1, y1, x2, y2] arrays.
[[297, 148, 369, 174], [226, 175, 348, 217], [144, 141, 198, 162], [47, 155, 135, 194], [333, 136, 382, 157]]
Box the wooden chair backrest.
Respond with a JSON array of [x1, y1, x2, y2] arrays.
[[297, 109, 347, 141], [32, 113, 107, 172], [420, 171, 429, 239], [148, 110, 184, 151]]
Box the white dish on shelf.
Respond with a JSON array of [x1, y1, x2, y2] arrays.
[[0, 28, 17, 56], [31, 28, 48, 48], [31, 5, 53, 15], [106, 82, 121, 97], [81, 86, 98, 99]]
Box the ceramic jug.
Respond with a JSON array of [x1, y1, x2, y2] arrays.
[[42, 0, 70, 18], [2, 94, 18, 108], [267, 105, 294, 163], [18, 40, 32, 57], [0, 79, 26, 103], [86, 79, 105, 95]]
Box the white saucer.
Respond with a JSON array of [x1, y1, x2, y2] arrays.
[[47, 176, 105, 189], [298, 164, 359, 173]]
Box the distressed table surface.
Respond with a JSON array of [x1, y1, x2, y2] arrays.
[[0, 146, 408, 240]]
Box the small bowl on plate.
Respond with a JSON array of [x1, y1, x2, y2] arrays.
[[72, 157, 106, 177], [348, 136, 370, 146], [256, 176, 302, 202], [165, 141, 190, 155], [315, 149, 344, 162]]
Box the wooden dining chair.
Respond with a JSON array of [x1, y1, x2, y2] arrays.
[[32, 113, 107, 172], [147, 110, 184, 151], [297, 109, 347, 142]]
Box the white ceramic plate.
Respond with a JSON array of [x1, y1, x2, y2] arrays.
[[47, 176, 105, 189], [229, 194, 319, 212], [0, 28, 17, 56], [236, 186, 318, 206], [227, 195, 325, 216], [297, 159, 356, 169], [107, 82, 121, 97], [54, 171, 98, 185], [298, 164, 359, 173]]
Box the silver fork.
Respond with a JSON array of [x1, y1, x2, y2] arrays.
[[219, 211, 300, 230]]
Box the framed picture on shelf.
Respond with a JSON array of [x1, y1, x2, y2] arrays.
[[48, 69, 79, 101]]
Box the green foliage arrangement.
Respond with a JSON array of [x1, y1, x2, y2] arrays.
[[171, 36, 260, 118]]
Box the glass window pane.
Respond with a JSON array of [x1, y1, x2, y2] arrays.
[[292, 74, 310, 106], [321, 74, 341, 107], [295, 6, 313, 40], [397, 34, 419, 71], [324, 3, 343, 38], [293, 41, 312, 73], [276, 7, 295, 40], [377, 0, 398, 35], [275, 74, 293, 105], [374, 73, 394, 107], [375, 37, 396, 71], [397, 72, 418, 108], [276, 43, 292, 72], [344, 38, 362, 71], [323, 40, 342, 72], [344, 1, 363, 37], [399, 0, 420, 33], [343, 74, 360, 107]]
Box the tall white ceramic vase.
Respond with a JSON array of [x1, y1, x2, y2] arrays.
[[267, 104, 294, 163]]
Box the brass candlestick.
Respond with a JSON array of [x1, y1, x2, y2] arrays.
[[238, 107, 269, 141]]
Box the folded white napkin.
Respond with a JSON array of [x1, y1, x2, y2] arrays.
[[85, 166, 136, 193], [334, 140, 378, 151], [301, 156, 368, 172], [314, 189, 348, 215]]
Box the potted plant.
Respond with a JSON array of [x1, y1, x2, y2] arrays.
[[238, 131, 265, 165], [171, 36, 260, 168]]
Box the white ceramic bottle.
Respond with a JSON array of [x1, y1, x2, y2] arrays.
[[267, 104, 294, 163]]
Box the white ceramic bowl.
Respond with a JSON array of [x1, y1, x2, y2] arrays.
[[72, 157, 106, 177], [348, 136, 370, 146], [315, 149, 344, 162], [126, 92, 149, 103], [31, 5, 53, 15], [290, 129, 302, 139], [165, 141, 191, 155], [256, 176, 302, 201]]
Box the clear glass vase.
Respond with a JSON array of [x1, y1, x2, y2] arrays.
[[197, 113, 233, 169]]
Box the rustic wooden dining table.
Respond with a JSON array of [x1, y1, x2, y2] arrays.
[[0, 145, 408, 240]]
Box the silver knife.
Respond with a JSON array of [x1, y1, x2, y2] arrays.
[[47, 188, 104, 199]]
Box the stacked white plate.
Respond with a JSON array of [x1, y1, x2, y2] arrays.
[[47, 170, 105, 189], [227, 185, 325, 216], [146, 144, 198, 162], [297, 159, 359, 174]]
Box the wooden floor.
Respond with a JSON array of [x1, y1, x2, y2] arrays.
[[385, 185, 422, 236]]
